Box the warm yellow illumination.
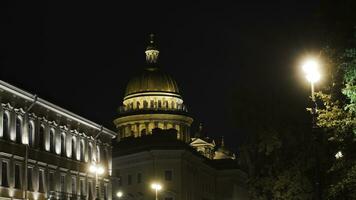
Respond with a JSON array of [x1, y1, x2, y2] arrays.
[[89, 164, 105, 175], [151, 183, 162, 190], [97, 166, 105, 175], [89, 165, 97, 173], [335, 151, 343, 159], [117, 191, 123, 198], [302, 58, 321, 83]]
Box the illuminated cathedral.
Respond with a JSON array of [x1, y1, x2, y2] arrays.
[[112, 35, 245, 200]]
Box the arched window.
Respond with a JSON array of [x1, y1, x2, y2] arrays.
[[88, 143, 92, 163], [39, 125, 45, 150], [16, 117, 22, 143], [61, 133, 66, 156], [28, 121, 34, 147], [49, 129, 55, 153], [71, 138, 76, 159], [97, 146, 100, 163], [2, 112, 9, 140], [103, 149, 108, 165], [80, 140, 85, 161]]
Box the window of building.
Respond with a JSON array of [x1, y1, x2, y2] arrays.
[[72, 138, 76, 159], [16, 117, 22, 143], [39, 125, 45, 150], [28, 122, 34, 147], [88, 182, 93, 199], [103, 184, 108, 200], [72, 177, 76, 195], [14, 164, 21, 189], [2, 112, 9, 139], [49, 129, 55, 153], [80, 140, 85, 161], [80, 179, 85, 196], [61, 133, 66, 156], [1, 161, 9, 187], [49, 172, 55, 191], [118, 176, 122, 186], [165, 170, 172, 181], [27, 167, 33, 191], [137, 173, 142, 184], [128, 174, 132, 185], [60, 175, 65, 192], [88, 143, 93, 163], [96, 146, 100, 162], [38, 169, 44, 193]]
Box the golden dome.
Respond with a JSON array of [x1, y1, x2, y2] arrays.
[[124, 68, 180, 97]]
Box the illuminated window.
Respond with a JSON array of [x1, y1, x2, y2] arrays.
[[72, 138, 76, 159], [80, 140, 85, 161], [28, 122, 34, 147], [49, 129, 55, 153], [96, 146, 100, 162], [2, 112, 9, 139], [61, 133, 66, 156], [39, 125, 45, 150], [16, 117, 22, 143], [88, 143, 93, 163]]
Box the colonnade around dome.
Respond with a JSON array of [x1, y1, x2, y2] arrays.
[[120, 94, 187, 113]]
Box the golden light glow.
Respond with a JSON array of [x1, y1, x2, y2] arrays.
[[89, 164, 105, 174], [117, 191, 123, 198], [151, 183, 162, 190], [302, 58, 321, 83], [335, 151, 343, 159]]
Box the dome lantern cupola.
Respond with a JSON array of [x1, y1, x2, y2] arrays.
[[145, 34, 159, 67]]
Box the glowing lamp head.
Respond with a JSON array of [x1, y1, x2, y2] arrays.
[[97, 166, 105, 175], [89, 165, 97, 173], [151, 183, 162, 191], [302, 59, 321, 83], [335, 151, 343, 159], [117, 191, 123, 198]]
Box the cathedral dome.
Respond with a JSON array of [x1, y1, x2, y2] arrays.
[[124, 68, 180, 97]]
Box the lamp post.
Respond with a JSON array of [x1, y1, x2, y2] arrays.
[[302, 58, 322, 200], [151, 183, 162, 200], [89, 164, 105, 200]]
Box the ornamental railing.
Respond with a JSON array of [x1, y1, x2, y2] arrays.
[[118, 103, 189, 114]]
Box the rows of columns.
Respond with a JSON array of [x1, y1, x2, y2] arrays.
[[0, 103, 111, 167], [0, 155, 110, 199], [118, 121, 190, 142]]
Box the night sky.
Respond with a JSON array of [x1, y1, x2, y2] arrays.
[[1, 1, 323, 149]]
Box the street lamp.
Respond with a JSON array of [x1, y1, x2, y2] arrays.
[[89, 163, 105, 200], [301, 57, 322, 200], [151, 183, 162, 200], [116, 191, 123, 199]]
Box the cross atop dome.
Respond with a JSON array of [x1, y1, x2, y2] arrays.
[[145, 33, 159, 66]]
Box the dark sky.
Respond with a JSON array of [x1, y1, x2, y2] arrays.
[[1, 1, 323, 149]]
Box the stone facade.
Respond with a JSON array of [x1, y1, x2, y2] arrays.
[[0, 80, 116, 200]]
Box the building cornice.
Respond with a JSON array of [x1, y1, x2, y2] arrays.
[[0, 80, 116, 138]]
